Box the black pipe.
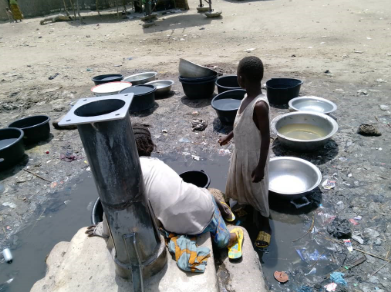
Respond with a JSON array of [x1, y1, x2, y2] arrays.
[[59, 96, 167, 290]]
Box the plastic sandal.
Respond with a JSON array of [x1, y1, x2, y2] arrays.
[[228, 228, 244, 260], [255, 231, 271, 248], [220, 201, 236, 222]]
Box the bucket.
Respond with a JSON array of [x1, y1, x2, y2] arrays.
[[179, 170, 210, 188], [266, 78, 303, 105], [91, 197, 104, 225]]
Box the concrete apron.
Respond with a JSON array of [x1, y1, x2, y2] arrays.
[[31, 227, 268, 292]]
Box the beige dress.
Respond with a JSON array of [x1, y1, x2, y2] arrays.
[[226, 94, 270, 217]]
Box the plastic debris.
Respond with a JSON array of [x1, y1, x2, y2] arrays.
[[324, 283, 337, 291], [352, 235, 364, 244], [2, 202, 16, 209], [2, 248, 13, 263], [191, 119, 208, 132], [343, 239, 353, 252], [245, 48, 256, 53], [274, 271, 289, 283], [305, 267, 317, 275], [322, 179, 336, 190], [218, 149, 231, 156], [327, 218, 352, 239], [330, 272, 347, 286], [339, 157, 348, 162], [354, 216, 362, 220], [60, 153, 77, 161], [162, 129, 168, 133], [296, 248, 328, 262], [48, 73, 59, 80], [318, 212, 336, 224], [179, 137, 191, 143], [50, 182, 58, 188], [45, 151, 49, 154], [349, 218, 359, 225], [191, 155, 200, 161]]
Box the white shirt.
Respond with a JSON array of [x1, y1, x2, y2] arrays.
[[140, 157, 214, 235]]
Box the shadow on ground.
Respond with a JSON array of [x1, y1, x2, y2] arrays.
[[272, 139, 339, 165], [143, 13, 214, 33], [181, 95, 213, 108]]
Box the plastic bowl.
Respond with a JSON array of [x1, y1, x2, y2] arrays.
[[216, 75, 241, 94], [211, 89, 246, 124]]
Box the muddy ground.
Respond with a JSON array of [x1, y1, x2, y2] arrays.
[[0, 0, 391, 290]]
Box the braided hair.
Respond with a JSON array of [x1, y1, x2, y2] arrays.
[[132, 123, 156, 156]]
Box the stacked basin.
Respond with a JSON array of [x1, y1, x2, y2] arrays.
[[179, 58, 217, 99]]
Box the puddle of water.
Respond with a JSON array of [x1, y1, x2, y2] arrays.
[[0, 153, 325, 291], [0, 154, 230, 291], [0, 172, 98, 292]]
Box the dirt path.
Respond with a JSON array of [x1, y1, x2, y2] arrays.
[[0, 0, 391, 290]]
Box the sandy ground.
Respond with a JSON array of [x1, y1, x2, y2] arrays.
[[0, 0, 391, 290]]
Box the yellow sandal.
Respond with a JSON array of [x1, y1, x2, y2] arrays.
[[228, 228, 244, 260], [255, 231, 271, 248], [220, 201, 236, 222]]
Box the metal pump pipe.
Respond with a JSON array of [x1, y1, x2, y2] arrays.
[[59, 95, 167, 292]]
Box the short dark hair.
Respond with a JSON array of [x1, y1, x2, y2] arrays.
[[132, 123, 155, 156], [237, 56, 264, 83]]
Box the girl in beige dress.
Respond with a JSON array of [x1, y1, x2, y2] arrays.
[[219, 56, 271, 248]]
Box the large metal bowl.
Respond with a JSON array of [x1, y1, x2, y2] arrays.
[[272, 112, 338, 151], [146, 80, 174, 96], [269, 157, 322, 197], [289, 96, 337, 114], [123, 72, 157, 85], [179, 58, 217, 78]]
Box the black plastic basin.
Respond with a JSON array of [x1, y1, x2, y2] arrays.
[[91, 197, 104, 225], [216, 75, 241, 94], [179, 73, 217, 83], [211, 89, 246, 125], [92, 74, 123, 85], [180, 77, 217, 99], [0, 128, 25, 171], [9, 115, 51, 145], [266, 78, 303, 105], [120, 85, 156, 112], [179, 170, 211, 188]]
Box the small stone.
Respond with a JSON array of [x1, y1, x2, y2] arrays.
[[364, 228, 380, 239], [324, 70, 330, 73], [379, 105, 389, 111], [358, 124, 381, 136], [352, 235, 364, 244], [357, 89, 368, 96]]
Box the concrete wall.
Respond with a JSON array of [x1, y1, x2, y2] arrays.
[[0, 0, 132, 21]]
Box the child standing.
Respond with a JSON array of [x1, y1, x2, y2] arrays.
[[219, 56, 271, 248]]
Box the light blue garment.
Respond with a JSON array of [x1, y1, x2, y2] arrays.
[[167, 235, 210, 273], [330, 272, 347, 286]]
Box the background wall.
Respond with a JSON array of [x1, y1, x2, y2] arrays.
[[0, 0, 132, 21]]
